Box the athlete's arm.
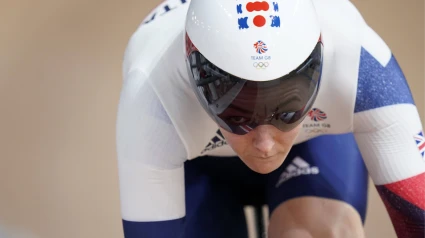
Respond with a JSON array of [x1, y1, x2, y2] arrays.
[[353, 25, 425, 237], [116, 69, 188, 238]]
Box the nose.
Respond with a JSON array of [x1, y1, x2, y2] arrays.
[[253, 126, 275, 156]]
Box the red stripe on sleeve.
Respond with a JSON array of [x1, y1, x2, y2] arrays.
[[384, 172, 425, 210]]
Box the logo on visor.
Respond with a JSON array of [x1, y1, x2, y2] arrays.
[[254, 40, 268, 54], [236, 1, 280, 29], [308, 108, 327, 122]]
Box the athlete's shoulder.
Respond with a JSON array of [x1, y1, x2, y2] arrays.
[[120, 0, 228, 159], [354, 25, 414, 115], [313, 0, 390, 54], [295, 0, 370, 143], [122, 0, 190, 77], [313, 0, 366, 38]]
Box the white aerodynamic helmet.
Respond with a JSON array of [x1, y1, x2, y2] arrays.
[[185, 0, 323, 135]]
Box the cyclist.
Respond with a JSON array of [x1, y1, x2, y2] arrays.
[[116, 0, 425, 237]]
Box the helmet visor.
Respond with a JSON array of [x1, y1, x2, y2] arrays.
[[187, 40, 323, 135]]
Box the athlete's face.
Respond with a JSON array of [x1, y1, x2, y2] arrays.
[[221, 124, 301, 174]]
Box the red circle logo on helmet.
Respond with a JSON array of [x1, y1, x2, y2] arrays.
[[237, 1, 281, 29]]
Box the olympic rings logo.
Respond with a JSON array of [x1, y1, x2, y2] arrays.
[[305, 129, 327, 134], [253, 62, 269, 69]]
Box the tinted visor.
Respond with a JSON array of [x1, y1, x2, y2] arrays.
[[187, 42, 323, 135]]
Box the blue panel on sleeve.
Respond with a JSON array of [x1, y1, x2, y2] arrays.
[[123, 218, 185, 238], [354, 48, 415, 113]]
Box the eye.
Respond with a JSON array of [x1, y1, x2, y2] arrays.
[[228, 116, 249, 125], [279, 112, 296, 123]]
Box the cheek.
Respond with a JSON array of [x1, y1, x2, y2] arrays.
[[220, 129, 249, 152]]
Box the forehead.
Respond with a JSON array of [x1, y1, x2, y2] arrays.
[[230, 81, 304, 108]]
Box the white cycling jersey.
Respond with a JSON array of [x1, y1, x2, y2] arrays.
[[116, 0, 424, 227]]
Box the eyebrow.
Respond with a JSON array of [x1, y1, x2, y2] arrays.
[[227, 104, 253, 115], [229, 95, 301, 114], [276, 95, 302, 111]]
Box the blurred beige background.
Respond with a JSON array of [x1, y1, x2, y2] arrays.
[[0, 0, 423, 237]]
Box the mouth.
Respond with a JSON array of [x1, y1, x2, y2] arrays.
[[254, 154, 278, 160]]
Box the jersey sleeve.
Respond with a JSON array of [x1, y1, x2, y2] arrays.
[[353, 25, 425, 237], [116, 69, 188, 237]]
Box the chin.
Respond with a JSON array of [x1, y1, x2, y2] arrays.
[[242, 155, 286, 174]]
